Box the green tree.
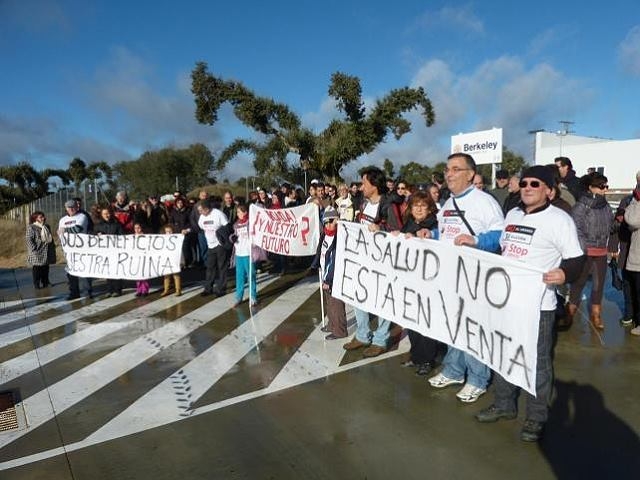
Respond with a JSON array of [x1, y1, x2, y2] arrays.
[[382, 158, 395, 179], [191, 62, 435, 181], [397, 161, 432, 186], [113, 144, 215, 198], [68, 157, 88, 191]]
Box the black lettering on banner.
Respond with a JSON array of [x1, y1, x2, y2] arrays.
[[370, 269, 385, 304], [507, 345, 531, 388], [371, 231, 384, 261], [116, 252, 128, 276], [404, 247, 419, 272], [484, 267, 511, 308], [456, 256, 480, 300], [380, 280, 396, 317], [152, 236, 165, 251], [479, 326, 494, 365], [343, 226, 358, 255], [167, 235, 177, 251], [421, 249, 440, 281], [465, 317, 478, 355], [87, 235, 98, 248], [402, 288, 431, 328], [340, 258, 357, 301], [354, 228, 369, 256], [441, 291, 465, 344], [494, 330, 512, 370], [356, 266, 369, 303]]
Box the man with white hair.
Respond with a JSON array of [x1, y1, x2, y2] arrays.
[[428, 153, 504, 403]]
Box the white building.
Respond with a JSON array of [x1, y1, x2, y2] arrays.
[[533, 131, 640, 191]]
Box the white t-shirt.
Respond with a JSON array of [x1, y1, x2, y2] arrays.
[[437, 186, 504, 245], [502, 204, 583, 310], [234, 220, 251, 257], [198, 209, 228, 249], [58, 212, 89, 235], [359, 201, 380, 225]]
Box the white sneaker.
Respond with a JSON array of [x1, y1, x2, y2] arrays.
[[456, 383, 486, 403], [428, 372, 464, 389], [630, 326, 640, 336]]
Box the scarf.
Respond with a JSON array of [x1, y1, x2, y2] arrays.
[[34, 220, 53, 244]]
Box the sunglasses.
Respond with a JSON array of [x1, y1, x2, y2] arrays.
[[518, 180, 544, 189], [594, 184, 609, 190]]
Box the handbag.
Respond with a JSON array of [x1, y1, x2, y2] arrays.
[[609, 258, 623, 291]]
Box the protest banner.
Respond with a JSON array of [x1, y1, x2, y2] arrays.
[[59, 233, 184, 280], [249, 203, 319, 256], [332, 222, 546, 395]]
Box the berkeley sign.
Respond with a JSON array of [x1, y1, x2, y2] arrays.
[[332, 222, 546, 395], [451, 127, 503, 165]]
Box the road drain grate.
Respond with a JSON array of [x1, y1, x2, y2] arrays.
[[0, 392, 19, 432]]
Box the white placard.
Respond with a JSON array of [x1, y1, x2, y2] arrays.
[[249, 203, 320, 256], [59, 233, 184, 280], [332, 222, 546, 395]]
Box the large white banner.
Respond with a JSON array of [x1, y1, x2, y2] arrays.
[[59, 233, 184, 280], [333, 222, 546, 395], [250, 203, 320, 256], [451, 127, 503, 165]]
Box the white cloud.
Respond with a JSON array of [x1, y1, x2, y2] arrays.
[[412, 4, 484, 35], [618, 25, 640, 76], [340, 55, 595, 178]]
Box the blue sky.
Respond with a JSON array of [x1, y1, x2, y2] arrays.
[[2, 0, 639, 181]]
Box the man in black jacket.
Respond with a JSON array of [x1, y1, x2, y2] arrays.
[[343, 166, 403, 358], [554, 156, 583, 201]]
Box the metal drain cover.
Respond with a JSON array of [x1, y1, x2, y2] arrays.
[[0, 390, 27, 433]]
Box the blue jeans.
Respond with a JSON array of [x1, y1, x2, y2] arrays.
[[235, 256, 257, 302], [493, 310, 555, 422], [198, 232, 208, 263], [440, 347, 490, 389], [354, 307, 390, 347]]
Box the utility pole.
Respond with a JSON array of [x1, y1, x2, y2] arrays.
[[557, 120, 574, 156]]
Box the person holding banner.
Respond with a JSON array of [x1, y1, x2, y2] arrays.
[[392, 191, 440, 376], [475, 165, 585, 442], [197, 199, 229, 297], [231, 204, 258, 307], [58, 199, 93, 300], [312, 208, 348, 340], [93, 207, 125, 297], [427, 153, 504, 403], [343, 166, 404, 358]]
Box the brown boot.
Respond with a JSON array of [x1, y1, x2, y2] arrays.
[[558, 303, 577, 330], [590, 304, 604, 330], [174, 275, 182, 296], [160, 276, 171, 297]]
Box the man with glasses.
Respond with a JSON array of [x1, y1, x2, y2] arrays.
[[475, 165, 584, 442], [427, 153, 504, 403]]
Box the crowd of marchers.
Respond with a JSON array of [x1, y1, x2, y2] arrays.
[[25, 154, 640, 443]]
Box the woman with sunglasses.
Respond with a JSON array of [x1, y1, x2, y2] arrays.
[[566, 172, 615, 329]]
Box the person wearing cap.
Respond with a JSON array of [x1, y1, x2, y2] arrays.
[[475, 165, 585, 442], [427, 153, 504, 403], [489, 169, 510, 206], [311, 207, 348, 339], [58, 199, 92, 300]]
